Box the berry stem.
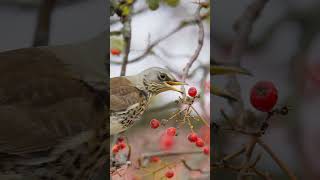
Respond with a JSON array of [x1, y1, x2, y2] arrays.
[[191, 105, 210, 127], [140, 161, 177, 178], [260, 111, 273, 134], [168, 109, 186, 121]]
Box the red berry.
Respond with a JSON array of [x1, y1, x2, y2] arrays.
[[150, 156, 160, 163], [195, 138, 204, 147], [150, 119, 160, 129], [187, 133, 198, 143], [166, 127, 176, 136], [118, 142, 126, 150], [188, 87, 197, 97], [111, 48, 121, 55], [112, 145, 120, 154], [165, 170, 174, 178], [203, 146, 210, 155], [160, 133, 174, 150], [250, 81, 278, 112]]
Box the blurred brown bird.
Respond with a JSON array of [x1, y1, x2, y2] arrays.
[[0, 31, 108, 180], [110, 67, 186, 135]]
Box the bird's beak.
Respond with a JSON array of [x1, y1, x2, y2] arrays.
[[164, 81, 187, 93]]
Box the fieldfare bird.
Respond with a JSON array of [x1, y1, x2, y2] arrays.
[[110, 67, 186, 135], [0, 31, 108, 180]]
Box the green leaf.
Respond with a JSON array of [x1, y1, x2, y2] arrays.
[[146, 0, 160, 10], [120, 5, 131, 16], [126, 0, 134, 4], [164, 0, 180, 7], [211, 65, 252, 76], [110, 37, 125, 51]]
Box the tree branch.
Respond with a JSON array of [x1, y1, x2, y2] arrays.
[[140, 150, 203, 161], [257, 139, 297, 180], [120, 4, 133, 76], [181, 6, 205, 82], [221, 1, 271, 179], [111, 12, 209, 65]]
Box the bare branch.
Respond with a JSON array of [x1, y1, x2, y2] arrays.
[[257, 139, 297, 180], [140, 150, 203, 160], [222, 147, 246, 162], [111, 12, 209, 65], [181, 6, 205, 83], [226, 0, 270, 125], [181, 159, 209, 174], [219, 1, 271, 179], [120, 4, 134, 76]]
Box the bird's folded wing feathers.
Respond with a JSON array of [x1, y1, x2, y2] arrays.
[[0, 48, 105, 156], [110, 77, 145, 112]]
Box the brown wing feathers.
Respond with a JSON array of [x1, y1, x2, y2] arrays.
[[110, 77, 144, 112], [0, 48, 104, 156]]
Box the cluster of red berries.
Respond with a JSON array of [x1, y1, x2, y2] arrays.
[[150, 119, 177, 137], [187, 132, 209, 155], [149, 87, 199, 130], [150, 119, 176, 150], [110, 48, 121, 56], [112, 137, 126, 154]]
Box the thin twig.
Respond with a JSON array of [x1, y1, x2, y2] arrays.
[[181, 159, 209, 174], [199, 64, 210, 120], [190, 105, 209, 127], [237, 136, 258, 180], [219, 1, 271, 179], [257, 139, 297, 180], [111, 12, 209, 65], [181, 5, 205, 83], [222, 146, 246, 162], [120, 4, 133, 76], [226, 0, 270, 125], [141, 150, 203, 161], [251, 167, 273, 180]]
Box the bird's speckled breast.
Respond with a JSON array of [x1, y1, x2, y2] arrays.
[[110, 98, 149, 135]]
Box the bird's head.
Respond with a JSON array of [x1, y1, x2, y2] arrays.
[[138, 67, 186, 95]]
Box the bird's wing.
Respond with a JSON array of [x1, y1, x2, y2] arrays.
[[0, 48, 105, 156], [110, 77, 145, 112]]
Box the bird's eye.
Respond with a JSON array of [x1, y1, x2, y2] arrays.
[[158, 73, 167, 81]]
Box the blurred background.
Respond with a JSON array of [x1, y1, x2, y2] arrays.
[[213, 0, 320, 179], [0, 0, 105, 51], [110, 0, 210, 179], [0, 0, 106, 179]]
